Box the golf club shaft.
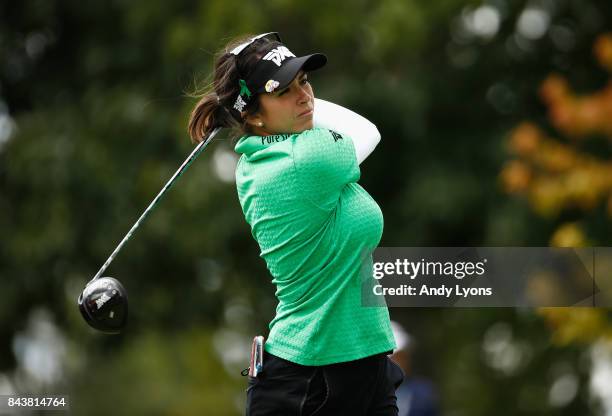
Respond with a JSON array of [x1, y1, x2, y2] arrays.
[[90, 127, 222, 283]]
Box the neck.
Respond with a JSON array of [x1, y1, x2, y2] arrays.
[[251, 126, 274, 136]]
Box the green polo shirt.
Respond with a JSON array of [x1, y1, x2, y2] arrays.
[[235, 127, 395, 365]]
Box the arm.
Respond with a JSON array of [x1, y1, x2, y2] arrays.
[[313, 98, 381, 165]]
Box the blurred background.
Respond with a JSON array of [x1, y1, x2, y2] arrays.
[[1, 0, 612, 414]]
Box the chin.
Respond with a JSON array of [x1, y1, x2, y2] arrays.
[[290, 119, 314, 134], [300, 120, 314, 131]]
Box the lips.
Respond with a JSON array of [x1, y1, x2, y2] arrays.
[[298, 109, 313, 117]]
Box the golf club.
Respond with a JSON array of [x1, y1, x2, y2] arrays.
[[78, 127, 222, 333]]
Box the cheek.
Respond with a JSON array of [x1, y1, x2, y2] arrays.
[[271, 101, 293, 122], [306, 84, 314, 97], [259, 96, 302, 131], [257, 104, 283, 130], [258, 99, 280, 125]]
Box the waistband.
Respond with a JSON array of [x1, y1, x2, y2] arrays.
[[264, 349, 392, 368]]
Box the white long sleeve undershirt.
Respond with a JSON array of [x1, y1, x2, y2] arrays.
[[313, 98, 381, 165]]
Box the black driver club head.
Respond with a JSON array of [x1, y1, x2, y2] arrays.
[[74, 129, 222, 335], [78, 277, 128, 334]]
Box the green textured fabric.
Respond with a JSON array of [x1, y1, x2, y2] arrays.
[[234, 127, 395, 365]]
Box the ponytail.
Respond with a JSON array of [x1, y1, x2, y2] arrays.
[[187, 93, 234, 144], [187, 35, 277, 143]]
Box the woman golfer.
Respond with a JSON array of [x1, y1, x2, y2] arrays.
[[188, 32, 403, 415]]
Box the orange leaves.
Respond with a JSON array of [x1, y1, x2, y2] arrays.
[[549, 223, 588, 247], [508, 122, 540, 156], [508, 122, 576, 172], [539, 74, 569, 104], [537, 34, 612, 138], [540, 79, 612, 137], [500, 160, 531, 193], [502, 33, 612, 351], [501, 33, 612, 222], [500, 122, 612, 218], [528, 176, 566, 217], [594, 33, 612, 72], [538, 308, 612, 346]]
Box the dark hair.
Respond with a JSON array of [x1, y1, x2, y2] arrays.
[[187, 35, 282, 143]]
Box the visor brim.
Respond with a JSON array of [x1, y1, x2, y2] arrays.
[[256, 53, 327, 94]]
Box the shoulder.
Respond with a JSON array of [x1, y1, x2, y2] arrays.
[[295, 127, 346, 142], [292, 128, 358, 184], [292, 128, 352, 155]]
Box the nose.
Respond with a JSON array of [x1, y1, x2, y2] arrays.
[[297, 85, 310, 104]]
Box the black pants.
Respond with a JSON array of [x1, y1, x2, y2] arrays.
[[246, 351, 405, 416]]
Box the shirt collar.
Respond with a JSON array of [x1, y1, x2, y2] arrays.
[[234, 133, 292, 155]]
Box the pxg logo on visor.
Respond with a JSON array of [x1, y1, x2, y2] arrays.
[[229, 32, 327, 113]]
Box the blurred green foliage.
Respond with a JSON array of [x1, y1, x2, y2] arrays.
[[1, 0, 612, 414]]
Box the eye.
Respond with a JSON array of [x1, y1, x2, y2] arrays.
[[276, 76, 308, 96]]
